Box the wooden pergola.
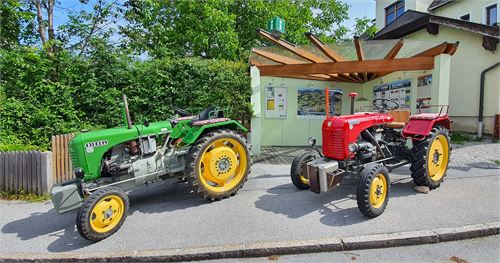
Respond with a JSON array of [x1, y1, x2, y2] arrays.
[[250, 29, 458, 83]]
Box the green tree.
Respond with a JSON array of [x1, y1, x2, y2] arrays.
[[0, 0, 35, 49], [121, 0, 351, 60]]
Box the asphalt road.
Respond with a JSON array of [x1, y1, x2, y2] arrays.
[[0, 144, 499, 254], [212, 235, 500, 263]]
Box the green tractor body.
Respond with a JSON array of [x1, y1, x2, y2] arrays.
[[50, 95, 250, 242]]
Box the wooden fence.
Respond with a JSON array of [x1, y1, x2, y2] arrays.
[[0, 151, 52, 194], [51, 133, 76, 184]]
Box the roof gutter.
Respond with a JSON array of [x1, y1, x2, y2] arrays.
[[478, 62, 499, 138]]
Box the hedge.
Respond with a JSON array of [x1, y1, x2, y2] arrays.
[[0, 47, 251, 150]]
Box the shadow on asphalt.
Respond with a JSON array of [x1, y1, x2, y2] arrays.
[[254, 173, 418, 227], [1, 209, 93, 252], [1, 180, 209, 253]]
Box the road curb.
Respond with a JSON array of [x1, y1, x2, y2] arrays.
[[1, 222, 498, 262]]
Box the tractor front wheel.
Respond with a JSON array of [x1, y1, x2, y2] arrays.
[[76, 187, 129, 242], [356, 164, 390, 218], [409, 126, 451, 189], [186, 129, 250, 201], [290, 150, 319, 190]]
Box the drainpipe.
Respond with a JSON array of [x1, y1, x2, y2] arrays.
[[478, 62, 499, 138]]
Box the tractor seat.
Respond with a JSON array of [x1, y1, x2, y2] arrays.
[[386, 110, 410, 129], [189, 106, 224, 126], [410, 113, 439, 120]]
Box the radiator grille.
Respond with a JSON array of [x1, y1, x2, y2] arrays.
[[322, 127, 347, 160], [70, 148, 78, 169]]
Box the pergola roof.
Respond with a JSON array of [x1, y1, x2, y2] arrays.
[[250, 29, 459, 83]]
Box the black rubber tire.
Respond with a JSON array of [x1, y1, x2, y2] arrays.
[[409, 126, 451, 189], [356, 164, 390, 218], [185, 129, 251, 201], [290, 150, 319, 190], [76, 187, 129, 242]]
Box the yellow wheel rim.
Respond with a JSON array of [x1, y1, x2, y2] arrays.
[[299, 173, 309, 185], [370, 174, 387, 209], [198, 137, 248, 193], [89, 195, 124, 233], [427, 135, 449, 182]]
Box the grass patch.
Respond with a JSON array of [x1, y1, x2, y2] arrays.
[[492, 160, 500, 166], [450, 132, 474, 145], [0, 189, 50, 202]]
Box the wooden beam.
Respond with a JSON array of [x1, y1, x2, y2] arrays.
[[305, 32, 345, 62], [372, 39, 405, 79], [353, 36, 368, 82], [384, 39, 404, 59], [354, 36, 364, 61], [272, 74, 331, 81], [304, 33, 359, 81], [252, 48, 305, 64], [413, 42, 448, 57], [249, 58, 267, 67], [251, 48, 333, 80], [257, 29, 327, 63], [257, 57, 435, 76], [426, 23, 439, 35]]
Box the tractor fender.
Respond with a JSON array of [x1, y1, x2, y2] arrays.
[[402, 114, 451, 138], [182, 120, 248, 145]]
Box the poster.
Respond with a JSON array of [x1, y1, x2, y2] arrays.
[[373, 79, 411, 109], [417, 74, 432, 110], [297, 88, 342, 118], [265, 86, 287, 118]]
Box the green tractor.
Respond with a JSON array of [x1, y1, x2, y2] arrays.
[[51, 95, 251, 241]]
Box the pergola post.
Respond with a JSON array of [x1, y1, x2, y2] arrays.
[[250, 66, 262, 155], [431, 54, 451, 113]]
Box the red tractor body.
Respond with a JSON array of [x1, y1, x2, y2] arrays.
[[322, 113, 394, 160], [291, 97, 453, 218]]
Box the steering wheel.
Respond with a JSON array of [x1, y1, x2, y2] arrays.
[[171, 106, 191, 117], [373, 98, 400, 112]]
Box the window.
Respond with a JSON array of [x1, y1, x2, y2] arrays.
[[385, 1, 405, 25], [459, 13, 470, 21], [486, 4, 497, 26]]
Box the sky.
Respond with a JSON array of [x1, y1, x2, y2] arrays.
[[53, 0, 376, 32]]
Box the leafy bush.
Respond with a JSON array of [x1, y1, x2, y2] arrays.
[[0, 47, 251, 150]]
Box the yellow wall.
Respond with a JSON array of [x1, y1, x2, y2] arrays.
[[431, 0, 499, 23], [406, 27, 500, 134]]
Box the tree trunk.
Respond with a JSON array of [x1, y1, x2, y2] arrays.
[[35, 0, 46, 45], [47, 0, 54, 41]]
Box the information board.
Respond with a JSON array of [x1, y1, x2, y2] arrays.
[[265, 86, 287, 118]]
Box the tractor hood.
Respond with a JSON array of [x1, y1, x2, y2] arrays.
[[69, 120, 173, 181]]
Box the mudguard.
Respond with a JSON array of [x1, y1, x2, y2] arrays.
[[182, 119, 248, 145], [402, 113, 451, 138]]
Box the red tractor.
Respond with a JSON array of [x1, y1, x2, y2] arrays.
[[291, 93, 451, 217]]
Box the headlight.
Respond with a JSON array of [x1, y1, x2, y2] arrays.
[[74, 168, 85, 179], [308, 137, 317, 146], [348, 143, 358, 153]]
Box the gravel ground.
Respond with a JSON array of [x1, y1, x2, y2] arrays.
[[450, 140, 500, 169]]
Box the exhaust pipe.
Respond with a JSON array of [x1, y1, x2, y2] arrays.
[[348, 92, 358, 114], [122, 94, 132, 129]]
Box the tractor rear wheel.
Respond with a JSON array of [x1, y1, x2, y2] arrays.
[[76, 187, 129, 242], [290, 150, 319, 190], [186, 129, 250, 201], [356, 164, 390, 218], [409, 126, 451, 189]]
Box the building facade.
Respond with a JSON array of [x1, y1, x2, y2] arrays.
[[373, 0, 499, 135]]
